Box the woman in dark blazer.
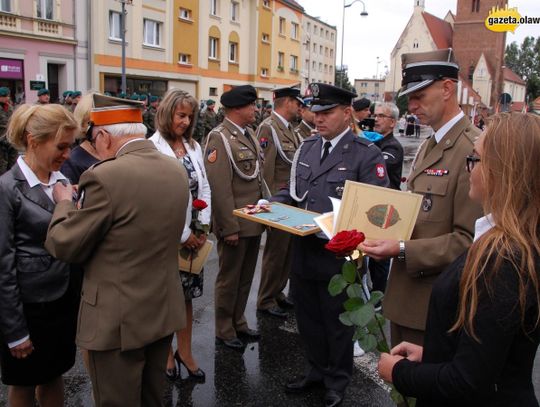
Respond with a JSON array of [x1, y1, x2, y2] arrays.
[[378, 112, 540, 406], [0, 104, 79, 406]]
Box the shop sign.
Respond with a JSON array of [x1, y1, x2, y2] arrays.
[[0, 59, 23, 80]]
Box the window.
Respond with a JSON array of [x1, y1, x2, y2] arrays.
[[413, 39, 419, 49], [306, 22, 310, 32], [290, 55, 298, 71], [0, 0, 11, 12], [313, 42, 317, 53], [331, 32, 334, 41], [262, 0, 270, 7], [262, 33, 270, 43], [312, 61, 316, 70], [278, 52, 284, 68], [472, 0, 480, 12], [291, 22, 298, 39], [230, 1, 239, 21], [37, 0, 53, 20], [319, 45, 323, 54], [143, 19, 161, 47], [319, 62, 322, 72], [329, 65, 333, 74], [178, 53, 191, 64], [279, 17, 285, 35], [261, 68, 268, 77], [179, 8, 192, 20], [313, 24, 317, 34], [209, 37, 219, 59], [326, 30, 329, 39], [324, 64, 328, 73], [361, 82, 367, 87], [109, 11, 121, 40], [229, 42, 238, 62], [325, 47, 328, 57], [374, 82, 379, 87], [330, 49, 334, 58], [210, 0, 219, 16], [209, 87, 218, 96]]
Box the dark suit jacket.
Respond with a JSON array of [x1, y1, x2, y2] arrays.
[[0, 163, 70, 344], [375, 133, 404, 190], [393, 251, 540, 407], [46, 140, 189, 351]]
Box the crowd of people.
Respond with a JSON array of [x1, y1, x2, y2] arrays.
[[0, 46, 539, 407]]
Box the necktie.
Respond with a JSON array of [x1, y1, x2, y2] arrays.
[[321, 141, 332, 163], [424, 135, 437, 156]]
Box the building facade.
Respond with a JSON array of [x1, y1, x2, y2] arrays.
[[354, 78, 385, 101], [0, 0, 87, 104]]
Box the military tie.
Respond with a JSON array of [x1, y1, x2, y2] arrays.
[[320, 141, 332, 163], [424, 135, 437, 156]]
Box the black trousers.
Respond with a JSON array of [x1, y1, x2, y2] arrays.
[[369, 258, 391, 294], [291, 236, 354, 393]]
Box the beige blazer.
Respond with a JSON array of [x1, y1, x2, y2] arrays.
[[45, 140, 189, 351], [384, 116, 484, 331]]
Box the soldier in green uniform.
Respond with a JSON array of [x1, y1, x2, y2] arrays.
[[143, 95, 159, 138], [35, 88, 50, 105], [0, 87, 17, 175], [69, 91, 82, 113], [204, 85, 265, 350], [199, 99, 217, 145], [255, 86, 303, 318], [294, 97, 317, 140]]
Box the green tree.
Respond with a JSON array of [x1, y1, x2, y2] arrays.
[[505, 36, 540, 102], [334, 67, 355, 92]]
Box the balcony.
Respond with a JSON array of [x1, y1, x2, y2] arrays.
[[37, 20, 60, 35]]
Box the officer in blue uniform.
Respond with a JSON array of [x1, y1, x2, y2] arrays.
[[272, 83, 389, 407]]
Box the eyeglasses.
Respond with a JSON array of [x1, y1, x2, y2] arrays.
[[373, 113, 393, 120], [465, 155, 481, 172]]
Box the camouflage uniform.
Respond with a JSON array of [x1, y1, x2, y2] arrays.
[[0, 135, 18, 176], [143, 106, 157, 138], [200, 108, 218, 144], [0, 101, 13, 138]]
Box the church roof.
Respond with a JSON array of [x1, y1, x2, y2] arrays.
[[421, 11, 453, 49], [503, 67, 526, 85]]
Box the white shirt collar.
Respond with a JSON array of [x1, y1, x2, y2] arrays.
[[433, 111, 464, 143], [474, 213, 494, 241], [273, 111, 290, 128], [320, 127, 349, 157], [225, 118, 245, 135], [17, 156, 67, 187]]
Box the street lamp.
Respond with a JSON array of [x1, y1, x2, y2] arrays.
[[340, 0, 368, 87], [116, 0, 133, 95]]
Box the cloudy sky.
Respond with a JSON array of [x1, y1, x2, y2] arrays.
[[300, 0, 540, 81]]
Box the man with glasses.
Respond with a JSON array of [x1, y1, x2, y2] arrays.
[[360, 49, 483, 347]]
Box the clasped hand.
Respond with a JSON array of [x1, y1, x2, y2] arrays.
[[378, 341, 423, 382]]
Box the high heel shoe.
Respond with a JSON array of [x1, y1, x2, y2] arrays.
[[174, 350, 205, 381], [165, 359, 179, 380]]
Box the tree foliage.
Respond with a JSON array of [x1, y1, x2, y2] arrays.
[[334, 67, 355, 92], [505, 36, 540, 101]]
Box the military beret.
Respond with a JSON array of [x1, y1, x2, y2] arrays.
[[139, 94, 148, 101], [150, 95, 159, 103], [0, 87, 10, 97], [220, 85, 257, 108], [309, 83, 357, 113], [265, 104, 272, 109], [206, 99, 216, 106], [37, 88, 50, 96], [104, 91, 112, 96], [130, 93, 140, 100], [71, 91, 82, 98], [399, 48, 459, 97], [273, 86, 303, 104], [118, 92, 127, 99], [63, 90, 72, 98], [352, 98, 371, 111]]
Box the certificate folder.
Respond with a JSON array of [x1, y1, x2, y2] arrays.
[[233, 202, 321, 236], [178, 240, 214, 275]]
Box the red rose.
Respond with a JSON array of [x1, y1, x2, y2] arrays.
[[192, 199, 208, 211], [325, 230, 365, 257]]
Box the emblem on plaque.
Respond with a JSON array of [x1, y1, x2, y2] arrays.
[[366, 204, 401, 229]]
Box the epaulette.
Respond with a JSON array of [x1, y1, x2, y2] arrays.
[[89, 157, 115, 170], [463, 123, 480, 144], [302, 133, 319, 143], [352, 136, 375, 147]]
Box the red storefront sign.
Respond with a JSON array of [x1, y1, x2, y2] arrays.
[[0, 59, 24, 80]]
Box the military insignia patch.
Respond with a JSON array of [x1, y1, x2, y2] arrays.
[[376, 164, 386, 179], [207, 148, 217, 163], [366, 204, 401, 229], [260, 137, 268, 149]]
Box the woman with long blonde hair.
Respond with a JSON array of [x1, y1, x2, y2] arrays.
[[378, 112, 540, 406]]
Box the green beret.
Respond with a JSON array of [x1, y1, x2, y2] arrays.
[[206, 99, 216, 106], [150, 95, 159, 103], [265, 104, 272, 109], [37, 88, 49, 96], [0, 87, 10, 97], [104, 91, 112, 96], [118, 92, 127, 98], [139, 94, 148, 101], [63, 90, 73, 97], [71, 91, 82, 98], [256, 103, 262, 108], [130, 93, 139, 100]]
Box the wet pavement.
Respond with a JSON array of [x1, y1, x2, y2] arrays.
[[2, 134, 538, 406]]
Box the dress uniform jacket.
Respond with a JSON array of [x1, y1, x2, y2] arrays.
[[384, 116, 483, 332], [256, 112, 301, 194], [45, 140, 189, 351], [204, 118, 265, 238], [294, 120, 315, 141]]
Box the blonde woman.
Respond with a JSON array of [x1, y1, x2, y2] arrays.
[[150, 89, 211, 380], [0, 104, 79, 406], [376, 113, 540, 406]]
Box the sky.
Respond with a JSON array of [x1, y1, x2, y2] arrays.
[[300, 0, 540, 81]]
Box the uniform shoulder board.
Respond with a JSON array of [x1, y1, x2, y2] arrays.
[[302, 133, 319, 143], [463, 123, 481, 145], [89, 157, 115, 170], [353, 136, 375, 147]]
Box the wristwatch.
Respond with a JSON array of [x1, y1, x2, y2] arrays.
[[397, 240, 406, 262]]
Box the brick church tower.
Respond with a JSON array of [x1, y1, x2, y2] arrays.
[[452, 0, 507, 107]]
